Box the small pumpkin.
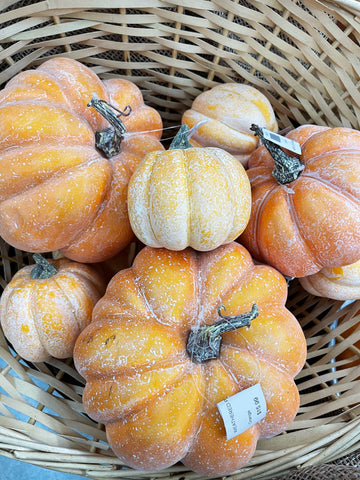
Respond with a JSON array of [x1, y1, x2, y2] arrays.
[[0, 254, 106, 362], [182, 83, 278, 166], [0, 57, 164, 263], [240, 124, 360, 278], [127, 125, 251, 251], [299, 259, 360, 300], [73, 242, 306, 476]]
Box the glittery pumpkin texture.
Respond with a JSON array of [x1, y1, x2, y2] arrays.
[[0, 57, 164, 263], [181, 83, 278, 166], [73, 242, 307, 476], [0, 257, 106, 362], [127, 145, 252, 252], [240, 125, 360, 278]]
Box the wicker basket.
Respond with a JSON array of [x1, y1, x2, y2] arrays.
[[1, 1, 360, 479]]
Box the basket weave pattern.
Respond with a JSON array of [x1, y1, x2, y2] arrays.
[[1, 1, 360, 479]]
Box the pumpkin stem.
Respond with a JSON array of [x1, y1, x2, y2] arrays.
[[87, 97, 132, 158], [169, 124, 193, 150], [31, 254, 58, 279], [186, 304, 258, 363], [250, 124, 304, 184]]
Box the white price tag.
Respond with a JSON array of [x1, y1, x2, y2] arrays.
[[217, 384, 267, 440], [261, 128, 301, 155]]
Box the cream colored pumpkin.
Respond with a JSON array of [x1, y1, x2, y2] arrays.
[[182, 83, 278, 166], [0, 255, 106, 362], [299, 259, 360, 300], [127, 127, 251, 251]]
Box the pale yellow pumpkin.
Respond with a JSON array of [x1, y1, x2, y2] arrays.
[[0, 255, 106, 362], [299, 259, 360, 300], [182, 83, 278, 166], [127, 126, 251, 251]]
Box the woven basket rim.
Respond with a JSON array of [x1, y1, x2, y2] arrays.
[[1, 1, 360, 478]]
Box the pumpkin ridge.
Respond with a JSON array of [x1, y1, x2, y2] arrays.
[[64, 264, 106, 295], [90, 361, 198, 424], [284, 185, 320, 270], [0, 156, 112, 254], [0, 70, 72, 109], [196, 246, 255, 327], [0, 99, 95, 149], [1, 272, 44, 356], [38, 58, 109, 132], [58, 156, 118, 253], [208, 149, 238, 243], [0, 155, 109, 214], [51, 275, 84, 337], [190, 111, 258, 149], [221, 328, 293, 376], [184, 150, 192, 248], [253, 184, 278, 260], [143, 154, 162, 247], [299, 172, 360, 209], [219, 345, 301, 439], [0, 145, 101, 203], [29, 278, 52, 358], [300, 148, 360, 166], [32, 68, 81, 114]]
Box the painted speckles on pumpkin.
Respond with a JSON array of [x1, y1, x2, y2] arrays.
[[0, 57, 164, 262], [73, 242, 307, 476], [128, 144, 251, 252], [182, 83, 278, 166], [241, 125, 360, 277], [0, 257, 105, 362]]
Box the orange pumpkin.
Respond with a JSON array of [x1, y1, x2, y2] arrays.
[[240, 124, 360, 278], [299, 259, 360, 300], [127, 125, 251, 251], [0, 254, 106, 362], [0, 57, 164, 263], [182, 83, 278, 166], [73, 242, 306, 476]]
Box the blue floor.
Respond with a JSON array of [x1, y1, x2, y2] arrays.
[[0, 455, 86, 480]]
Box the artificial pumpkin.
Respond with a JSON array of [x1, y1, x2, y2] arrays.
[[0, 57, 164, 263], [127, 125, 251, 251], [73, 242, 307, 476], [0, 254, 106, 362], [181, 83, 278, 166], [299, 259, 360, 300], [239, 124, 360, 278]]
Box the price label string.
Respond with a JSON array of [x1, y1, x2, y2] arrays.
[[122, 120, 208, 143]]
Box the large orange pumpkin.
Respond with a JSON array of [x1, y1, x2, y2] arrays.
[[0, 254, 106, 362], [182, 83, 278, 167], [0, 57, 164, 263], [73, 242, 306, 476], [240, 124, 360, 278]]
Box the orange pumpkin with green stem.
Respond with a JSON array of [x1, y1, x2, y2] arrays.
[[0, 254, 106, 362], [0, 57, 164, 263], [240, 124, 360, 278], [73, 242, 306, 476]]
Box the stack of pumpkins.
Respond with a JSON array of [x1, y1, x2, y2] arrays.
[[0, 58, 359, 476]]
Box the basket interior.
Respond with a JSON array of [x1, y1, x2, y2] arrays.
[[1, 0, 360, 130], [1, 1, 360, 479], [0, 243, 360, 479]]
